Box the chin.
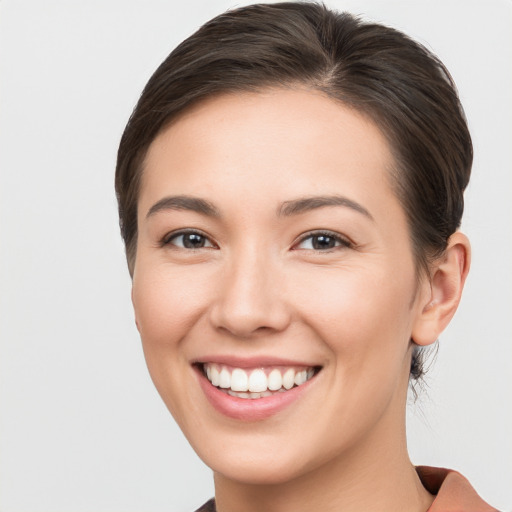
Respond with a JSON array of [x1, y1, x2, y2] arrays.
[[209, 453, 310, 486], [190, 429, 331, 487]]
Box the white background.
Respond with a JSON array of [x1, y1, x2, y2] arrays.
[[0, 0, 511, 510]]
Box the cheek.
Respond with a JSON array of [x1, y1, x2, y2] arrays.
[[288, 268, 415, 449], [294, 264, 415, 379], [131, 263, 216, 422], [130, 263, 214, 409], [132, 262, 213, 343]]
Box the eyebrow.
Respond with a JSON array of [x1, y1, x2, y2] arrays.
[[278, 195, 374, 220], [145, 194, 373, 221], [146, 195, 220, 218]]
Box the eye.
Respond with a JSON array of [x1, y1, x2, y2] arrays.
[[294, 231, 351, 251], [164, 230, 216, 249]]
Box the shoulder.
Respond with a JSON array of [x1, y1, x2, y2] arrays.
[[194, 498, 216, 512], [417, 466, 500, 512]]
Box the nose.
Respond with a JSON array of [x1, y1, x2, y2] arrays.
[[209, 248, 291, 338]]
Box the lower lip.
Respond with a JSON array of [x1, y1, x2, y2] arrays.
[[195, 367, 316, 421]]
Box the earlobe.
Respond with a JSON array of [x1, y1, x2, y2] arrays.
[[412, 232, 471, 346]]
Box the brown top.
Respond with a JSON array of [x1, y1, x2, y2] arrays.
[[416, 466, 499, 512], [194, 466, 499, 511]]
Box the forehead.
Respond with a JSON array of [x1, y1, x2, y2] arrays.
[[140, 88, 400, 221]]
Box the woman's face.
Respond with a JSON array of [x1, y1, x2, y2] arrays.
[[132, 89, 430, 484]]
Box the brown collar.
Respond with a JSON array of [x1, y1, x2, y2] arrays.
[[416, 466, 499, 511]]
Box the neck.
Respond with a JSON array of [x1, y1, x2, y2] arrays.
[[214, 445, 432, 512]]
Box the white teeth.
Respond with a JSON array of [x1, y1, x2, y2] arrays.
[[210, 366, 220, 386], [219, 367, 231, 389], [227, 389, 273, 399], [282, 368, 295, 390], [294, 370, 307, 386], [231, 368, 249, 392], [203, 363, 317, 397], [248, 369, 267, 392], [267, 369, 282, 391]]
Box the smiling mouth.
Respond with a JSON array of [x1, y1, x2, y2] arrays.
[[199, 363, 321, 399]]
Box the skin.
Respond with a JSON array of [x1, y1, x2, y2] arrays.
[[131, 88, 470, 512]]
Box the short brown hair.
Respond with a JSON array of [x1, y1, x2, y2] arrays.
[[115, 1, 472, 382]]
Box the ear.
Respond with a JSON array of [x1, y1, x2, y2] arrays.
[[412, 232, 471, 346]]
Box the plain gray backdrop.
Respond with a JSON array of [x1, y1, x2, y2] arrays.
[[1, 0, 511, 510]]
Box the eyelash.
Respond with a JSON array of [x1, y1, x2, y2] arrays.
[[162, 229, 352, 252]]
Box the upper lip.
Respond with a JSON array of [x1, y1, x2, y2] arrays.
[[191, 355, 322, 369]]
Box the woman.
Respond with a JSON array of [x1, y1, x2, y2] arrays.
[[115, 3, 498, 511]]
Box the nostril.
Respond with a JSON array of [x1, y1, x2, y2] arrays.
[[210, 306, 292, 339]]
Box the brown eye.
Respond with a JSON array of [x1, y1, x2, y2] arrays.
[[166, 231, 215, 249], [310, 234, 337, 250], [295, 231, 351, 251]]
